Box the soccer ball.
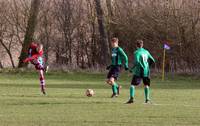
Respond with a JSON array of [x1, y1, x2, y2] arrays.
[[85, 89, 94, 97]]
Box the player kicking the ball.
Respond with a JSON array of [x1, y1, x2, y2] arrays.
[[126, 40, 155, 104], [23, 42, 48, 95], [106, 37, 129, 98]]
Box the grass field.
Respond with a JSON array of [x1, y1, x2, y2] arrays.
[[0, 71, 200, 126]]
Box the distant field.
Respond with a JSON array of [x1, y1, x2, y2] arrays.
[[0, 71, 200, 126]]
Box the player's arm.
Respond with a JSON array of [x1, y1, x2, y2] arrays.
[[129, 53, 139, 73], [147, 52, 155, 66], [28, 48, 32, 57], [23, 51, 42, 63], [118, 48, 129, 70], [23, 54, 38, 63]]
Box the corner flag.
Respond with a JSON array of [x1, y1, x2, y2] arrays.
[[162, 43, 171, 81], [164, 43, 170, 50]]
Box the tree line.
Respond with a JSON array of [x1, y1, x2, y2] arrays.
[[0, 0, 200, 73]]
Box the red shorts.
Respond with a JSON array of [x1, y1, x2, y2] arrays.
[[31, 59, 44, 70]]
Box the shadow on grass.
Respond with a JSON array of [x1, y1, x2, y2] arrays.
[[5, 100, 114, 106], [0, 83, 200, 89], [6, 102, 66, 106]]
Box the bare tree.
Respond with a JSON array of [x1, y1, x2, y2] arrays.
[[18, 0, 41, 68], [53, 0, 77, 65], [0, 0, 200, 72], [0, 0, 18, 68], [94, 0, 110, 66]]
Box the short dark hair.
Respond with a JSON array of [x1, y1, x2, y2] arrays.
[[111, 37, 119, 43], [136, 40, 143, 48]]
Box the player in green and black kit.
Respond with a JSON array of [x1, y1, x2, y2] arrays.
[[126, 40, 155, 104], [106, 37, 129, 98]]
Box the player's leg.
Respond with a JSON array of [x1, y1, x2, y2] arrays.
[[33, 58, 46, 72], [111, 77, 119, 97], [143, 77, 151, 103], [39, 69, 46, 95], [106, 67, 120, 97], [35, 59, 46, 95], [126, 76, 141, 104], [42, 59, 49, 73], [112, 66, 121, 95], [106, 77, 119, 97], [44, 65, 49, 73]]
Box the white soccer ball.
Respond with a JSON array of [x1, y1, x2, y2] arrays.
[[85, 89, 94, 97]]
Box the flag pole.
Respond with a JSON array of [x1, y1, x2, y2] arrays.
[[162, 48, 166, 81]]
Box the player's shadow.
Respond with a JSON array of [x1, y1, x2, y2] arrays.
[[5, 99, 112, 106], [7, 102, 66, 106], [0, 83, 199, 89], [0, 83, 109, 89]]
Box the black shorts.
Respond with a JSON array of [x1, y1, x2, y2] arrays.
[[107, 66, 121, 80], [131, 75, 150, 86]]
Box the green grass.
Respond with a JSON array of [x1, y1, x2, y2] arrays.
[[0, 71, 200, 126]]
